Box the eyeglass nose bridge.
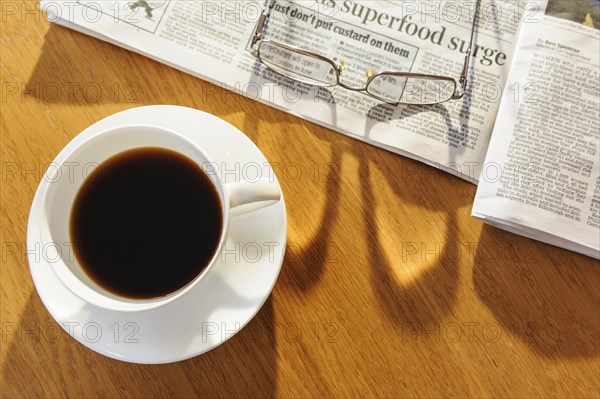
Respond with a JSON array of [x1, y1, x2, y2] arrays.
[[336, 81, 367, 92], [326, 58, 368, 92], [332, 62, 377, 92]]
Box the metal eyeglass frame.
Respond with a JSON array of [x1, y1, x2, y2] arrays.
[[250, 0, 481, 104]]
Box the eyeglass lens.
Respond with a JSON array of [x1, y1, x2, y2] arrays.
[[259, 42, 338, 87], [367, 74, 457, 104]]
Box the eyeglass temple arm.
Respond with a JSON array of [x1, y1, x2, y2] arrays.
[[251, 0, 272, 48], [454, 0, 481, 99]]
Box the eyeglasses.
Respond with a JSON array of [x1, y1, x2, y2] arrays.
[[250, 0, 481, 105]]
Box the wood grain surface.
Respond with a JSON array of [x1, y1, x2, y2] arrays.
[[1, 3, 599, 398]]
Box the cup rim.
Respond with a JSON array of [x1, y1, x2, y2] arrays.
[[40, 124, 230, 313]]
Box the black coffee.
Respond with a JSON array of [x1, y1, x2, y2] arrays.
[[70, 147, 223, 299]]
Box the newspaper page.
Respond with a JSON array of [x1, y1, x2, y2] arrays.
[[472, 1, 600, 258], [40, 0, 543, 182]]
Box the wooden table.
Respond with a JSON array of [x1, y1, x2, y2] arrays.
[[1, 4, 599, 398]]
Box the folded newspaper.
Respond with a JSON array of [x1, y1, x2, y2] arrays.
[[40, 0, 599, 258]]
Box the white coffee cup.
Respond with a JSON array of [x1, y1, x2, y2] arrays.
[[40, 124, 281, 312]]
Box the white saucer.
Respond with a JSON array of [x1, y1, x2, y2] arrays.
[[27, 105, 287, 364]]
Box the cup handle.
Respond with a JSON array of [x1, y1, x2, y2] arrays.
[[224, 178, 281, 210]]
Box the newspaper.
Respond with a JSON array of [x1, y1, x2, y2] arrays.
[[472, 4, 600, 259], [41, 0, 599, 258], [39, 0, 543, 182]]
